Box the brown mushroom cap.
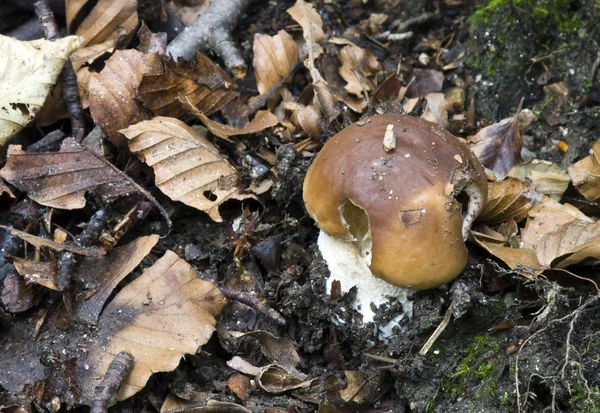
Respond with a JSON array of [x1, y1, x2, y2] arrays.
[[303, 114, 487, 289]]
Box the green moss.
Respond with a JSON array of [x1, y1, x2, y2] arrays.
[[570, 384, 600, 412], [441, 335, 503, 403]]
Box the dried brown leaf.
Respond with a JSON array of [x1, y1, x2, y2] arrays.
[[161, 396, 251, 413], [0, 177, 15, 198], [82, 250, 227, 402], [521, 197, 593, 250], [287, 0, 326, 83], [121, 117, 243, 222], [89, 50, 162, 146], [421, 92, 452, 128], [0, 139, 133, 210], [227, 374, 251, 400], [468, 115, 524, 180], [508, 159, 570, 200], [253, 31, 299, 95], [71, 0, 138, 47], [536, 220, 600, 269], [138, 54, 238, 120], [477, 178, 539, 224], [74, 235, 159, 323], [404, 69, 444, 98], [182, 97, 278, 140], [338, 45, 379, 98], [472, 232, 541, 274], [568, 139, 600, 201], [12, 257, 58, 290], [0, 35, 81, 146]]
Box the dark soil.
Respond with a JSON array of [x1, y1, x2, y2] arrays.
[[1, 0, 600, 412]]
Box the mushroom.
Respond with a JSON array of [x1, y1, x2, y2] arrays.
[[303, 114, 487, 324]]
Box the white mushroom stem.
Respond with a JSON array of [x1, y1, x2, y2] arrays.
[[461, 181, 484, 241], [318, 230, 413, 332]]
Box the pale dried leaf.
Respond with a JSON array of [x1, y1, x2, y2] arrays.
[[182, 96, 278, 140], [70, 38, 119, 71], [230, 331, 302, 368], [74, 235, 159, 323], [421, 92, 452, 128], [0, 35, 81, 146], [138, 54, 238, 120], [287, 0, 326, 83], [121, 117, 243, 222], [161, 396, 251, 413], [82, 250, 227, 402], [253, 31, 299, 95], [12, 257, 58, 290], [468, 116, 523, 180], [0, 139, 133, 210], [521, 196, 593, 250], [477, 178, 539, 224], [568, 139, 600, 201], [89, 50, 162, 146], [338, 45, 379, 97], [73, 0, 138, 47], [508, 159, 570, 200], [536, 220, 600, 269]]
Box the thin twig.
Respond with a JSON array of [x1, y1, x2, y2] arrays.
[[34, 0, 85, 142], [219, 287, 286, 326], [419, 303, 453, 356], [90, 352, 134, 413]]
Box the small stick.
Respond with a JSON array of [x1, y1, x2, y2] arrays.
[[166, 0, 252, 78], [419, 304, 453, 356], [219, 287, 286, 326], [90, 352, 134, 413], [34, 0, 85, 142]]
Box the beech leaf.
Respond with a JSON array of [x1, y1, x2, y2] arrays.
[[477, 178, 539, 224], [536, 220, 600, 269], [0, 35, 81, 145], [287, 0, 326, 83], [121, 117, 244, 222], [508, 159, 570, 201], [338, 44, 379, 98], [82, 250, 227, 402], [89, 49, 162, 146], [0, 138, 133, 210], [70, 0, 138, 47], [253, 31, 299, 95], [568, 139, 600, 201]]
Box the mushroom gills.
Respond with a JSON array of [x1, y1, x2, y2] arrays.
[[341, 200, 372, 265]]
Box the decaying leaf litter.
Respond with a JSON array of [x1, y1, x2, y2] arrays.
[[0, 0, 600, 412]]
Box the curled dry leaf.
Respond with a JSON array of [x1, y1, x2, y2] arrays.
[[471, 232, 541, 276], [256, 364, 313, 394], [253, 31, 299, 96], [121, 117, 244, 222], [82, 250, 227, 403], [521, 196, 593, 250], [568, 139, 600, 201], [69, 0, 138, 47], [138, 54, 238, 120], [338, 44, 379, 98], [0, 138, 133, 210], [74, 235, 159, 323], [287, 0, 326, 83], [477, 178, 539, 224], [468, 116, 523, 180], [508, 159, 570, 200], [0, 35, 81, 146], [181, 96, 278, 140], [89, 49, 162, 146]]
